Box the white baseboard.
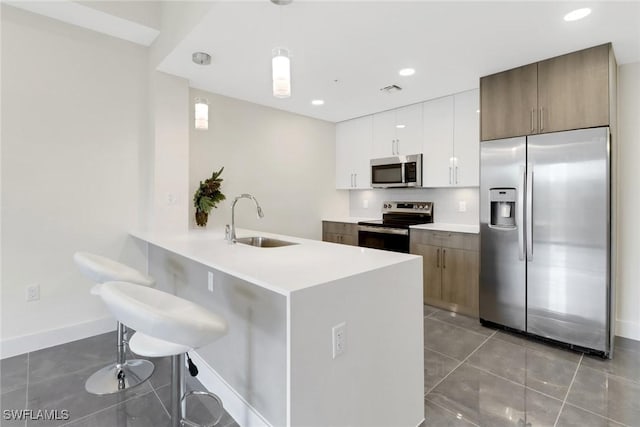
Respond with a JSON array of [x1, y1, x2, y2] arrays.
[[189, 351, 272, 427], [1, 317, 116, 359], [616, 319, 640, 341]]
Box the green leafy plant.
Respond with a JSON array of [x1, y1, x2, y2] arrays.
[[194, 167, 226, 227]]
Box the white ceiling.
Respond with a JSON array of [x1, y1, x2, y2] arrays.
[[159, 0, 640, 121], [157, 1, 640, 123], [11, 1, 639, 123]]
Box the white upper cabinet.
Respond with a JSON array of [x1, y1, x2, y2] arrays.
[[422, 90, 479, 187], [335, 90, 478, 190], [372, 103, 423, 158], [453, 89, 479, 187], [422, 96, 454, 187], [336, 115, 372, 189]]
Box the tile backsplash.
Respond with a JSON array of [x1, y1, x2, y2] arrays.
[[349, 187, 479, 224]]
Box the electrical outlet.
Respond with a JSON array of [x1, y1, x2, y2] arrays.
[[332, 322, 346, 359], [26, 284, 40, 302], [458, 201, 467, 212], [207, 271, 214, 292], [363, 199, 369, 209], [166, 193, 177, 205]]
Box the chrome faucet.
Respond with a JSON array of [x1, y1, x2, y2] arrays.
[[227, 193, 264, 243]]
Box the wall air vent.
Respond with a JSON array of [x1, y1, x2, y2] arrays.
[[380, 84, 403, 93]]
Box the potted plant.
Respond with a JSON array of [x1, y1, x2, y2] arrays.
[[193, 167, 226, 227]]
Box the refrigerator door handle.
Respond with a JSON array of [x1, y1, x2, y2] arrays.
[[518, 165, 525, 261], [526, 164, 534, 261]]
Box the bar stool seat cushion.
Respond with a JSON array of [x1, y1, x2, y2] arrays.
[[99, 281, 228, 350], [129, 332, 192, 358], [74, 252, 155, 287]]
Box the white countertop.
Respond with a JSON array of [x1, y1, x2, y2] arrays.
[[131, 228, 419, 296], [322, 217, 378, 224], [411, 223, 480, 234]]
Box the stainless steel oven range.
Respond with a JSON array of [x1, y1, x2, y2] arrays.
[[358, 201, 433, 253]]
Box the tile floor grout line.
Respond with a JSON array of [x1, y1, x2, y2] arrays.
[[576, 361, 640, 386], [151, 383, 171, 419], [560, 400, 632, 427], [426, 316, 495, 339], [57, 386, 158, 427], [425, 329, 497, 396], [423, 346, 463, 363], [552, 353, 583, 427], [463, 360, 565, 403], [425, 397, 481, 427]]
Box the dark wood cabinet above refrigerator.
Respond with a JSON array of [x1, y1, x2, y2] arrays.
[[480, 43, 616, 141]]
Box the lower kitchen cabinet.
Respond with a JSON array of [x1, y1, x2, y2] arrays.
[[410, 229, 479, 316], [322, 221, 358, 246]]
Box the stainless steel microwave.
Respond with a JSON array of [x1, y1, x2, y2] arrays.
[[370, 154, 422, 188]]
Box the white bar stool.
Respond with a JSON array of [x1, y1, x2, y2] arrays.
[[98, 281, 229, 427], [73, 251, 156, 395]]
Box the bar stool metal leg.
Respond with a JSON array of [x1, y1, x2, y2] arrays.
[[170, 354, 185, 427], [84, 321, 155, 395]]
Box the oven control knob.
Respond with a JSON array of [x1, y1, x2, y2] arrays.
[[384, 204, 389, 209]]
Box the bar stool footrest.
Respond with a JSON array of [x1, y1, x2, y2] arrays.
[[181, 390, 225, 427]]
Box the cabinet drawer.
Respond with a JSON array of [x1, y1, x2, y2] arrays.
[[322, 221, 358, 237], [410, 229, 479, 251]]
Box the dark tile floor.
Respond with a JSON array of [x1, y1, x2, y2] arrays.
[[422, 304, 640, 427], [0, 331, 238, 427], [2, 309, 639, 427]]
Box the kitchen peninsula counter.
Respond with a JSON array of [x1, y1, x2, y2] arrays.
[[131, 228, 416, 295], [131, 228, 423, 427]]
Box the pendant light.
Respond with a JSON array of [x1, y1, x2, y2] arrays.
[[194, 98, 208, 130], [272, 48, 291, 98], [271, 0, 292, 98]]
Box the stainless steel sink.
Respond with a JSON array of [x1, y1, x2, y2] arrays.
[[235, 236, 298, 248]]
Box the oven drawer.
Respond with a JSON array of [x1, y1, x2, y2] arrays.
[[411, 229, 479, 251]]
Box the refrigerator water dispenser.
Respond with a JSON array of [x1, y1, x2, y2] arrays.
[[490, 189, 516, 228]]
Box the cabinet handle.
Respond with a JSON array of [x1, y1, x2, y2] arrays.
[[531, 109, 535, 133], [354, 173, 357, 187], [455, 166, 459, 184], [540, 108, 544, 131], [396, 139, 400, 155], [442, 249, 446, 269], [448, 166, 452, 185], [436, 248, 440, 268], [351, 173, 355, 187]]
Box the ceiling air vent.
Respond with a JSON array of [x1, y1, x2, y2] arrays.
[[380, 84, 402, 93]]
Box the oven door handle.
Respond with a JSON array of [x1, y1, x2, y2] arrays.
[[358, 225, 409, 236]]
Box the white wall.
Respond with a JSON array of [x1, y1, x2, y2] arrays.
[[189, 89, 349, 240], [149, 71, 190, 231], [616, 62, 640, 340], [349, 187, 479, 224], [1, 6, 150, 357]]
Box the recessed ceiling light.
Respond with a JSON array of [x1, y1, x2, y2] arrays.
[[398, 68, 415, 77], [311, 99, 325, 106], [396, 124, 406, 129], [192, 52, 211, 65], [564, 8, 591, 22]]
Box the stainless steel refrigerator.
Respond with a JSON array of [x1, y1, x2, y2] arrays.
[[479, 127, 612, 357]]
